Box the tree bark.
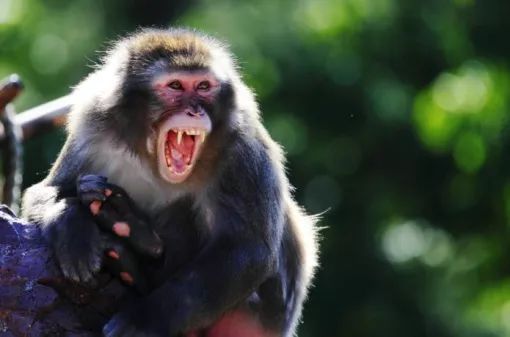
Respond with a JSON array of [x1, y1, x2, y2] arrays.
[[0, 206, 125, 336]]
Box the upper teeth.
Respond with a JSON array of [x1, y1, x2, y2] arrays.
[[174, 128, 207, 145]]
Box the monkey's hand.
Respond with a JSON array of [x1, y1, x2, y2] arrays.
[[77, 175, 163, 292]]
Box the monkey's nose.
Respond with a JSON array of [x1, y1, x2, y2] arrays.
[[185, 108, 204, 118]]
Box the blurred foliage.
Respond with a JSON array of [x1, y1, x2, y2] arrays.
[[2, 0, 510, 336]]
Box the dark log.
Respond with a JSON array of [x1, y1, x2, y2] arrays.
[[0, 206, 126, 336]]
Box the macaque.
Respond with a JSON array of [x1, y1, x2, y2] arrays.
[[22, 28, 319, 337]]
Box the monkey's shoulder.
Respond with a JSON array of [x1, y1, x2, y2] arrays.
[[223, 135, 279, 179]]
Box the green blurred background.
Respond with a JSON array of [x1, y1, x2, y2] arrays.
[[2, 0, 510, 336]]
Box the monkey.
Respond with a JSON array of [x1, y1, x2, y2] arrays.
[[22, 28, 319, 337]]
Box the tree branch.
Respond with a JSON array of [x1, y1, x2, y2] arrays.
[[0, 206, 126, 336]]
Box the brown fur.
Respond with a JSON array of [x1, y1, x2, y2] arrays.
[[127, 29, 215, 68]]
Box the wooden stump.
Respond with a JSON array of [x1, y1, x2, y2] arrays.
[[0, 206, 125, 336]]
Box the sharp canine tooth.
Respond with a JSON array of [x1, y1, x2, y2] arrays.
[[200, 131, 206, 143], [177, 130, 183, 144], [165, 142, 171, 167]]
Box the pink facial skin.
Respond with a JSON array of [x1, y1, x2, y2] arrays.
[[153, 71, 221, 106], [152, 71, 219, 184]]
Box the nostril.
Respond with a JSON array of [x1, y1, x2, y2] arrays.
[[186, 109, 200, 117], [186, 109, 204, 117]]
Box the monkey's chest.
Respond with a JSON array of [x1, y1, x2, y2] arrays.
[[92, 140, 187, 210], [143, 199, 206, 287]]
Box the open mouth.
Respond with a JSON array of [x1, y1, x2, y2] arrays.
[[160, 127, 207, 183]]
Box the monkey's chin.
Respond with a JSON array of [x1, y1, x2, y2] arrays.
[[159, 164, 193, 184]]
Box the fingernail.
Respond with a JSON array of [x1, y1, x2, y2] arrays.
[[105, 189, 113, 197], [107, 250, 120, 260], [113, 222, 131, 237], [90, 201, 101, 215], [120, 272, 134, 285]]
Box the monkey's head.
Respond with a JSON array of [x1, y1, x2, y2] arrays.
[[77, 29, 253, 185]]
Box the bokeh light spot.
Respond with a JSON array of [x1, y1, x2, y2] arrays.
[[382, 221, 427, 263], [295, 0, 349, 36], [244, 57, 280, 98], [30, 34, 69, 75], [500, 300, 510, 332], [326, 50, 361, 86], [370, 79, 410, 123], [432, 62, 489, 115], [381, 220, 453, 265], [0, 0, 23, 24], [413, 94, 459, 151], [420, 229, 453, 267], [453, 131, 486, 173], [267, 114, 308, 155]]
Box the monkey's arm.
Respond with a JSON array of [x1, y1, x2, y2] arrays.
[[22, 140, 105, 282], [104, 140, 285, 337], [22, 142, 162, 285]]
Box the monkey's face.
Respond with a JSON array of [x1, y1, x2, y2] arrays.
[[149, 71, 219, 184]]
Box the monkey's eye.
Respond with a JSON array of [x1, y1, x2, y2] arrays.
[[197, 81, 211, 91], [168, 81, 183, 90]]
